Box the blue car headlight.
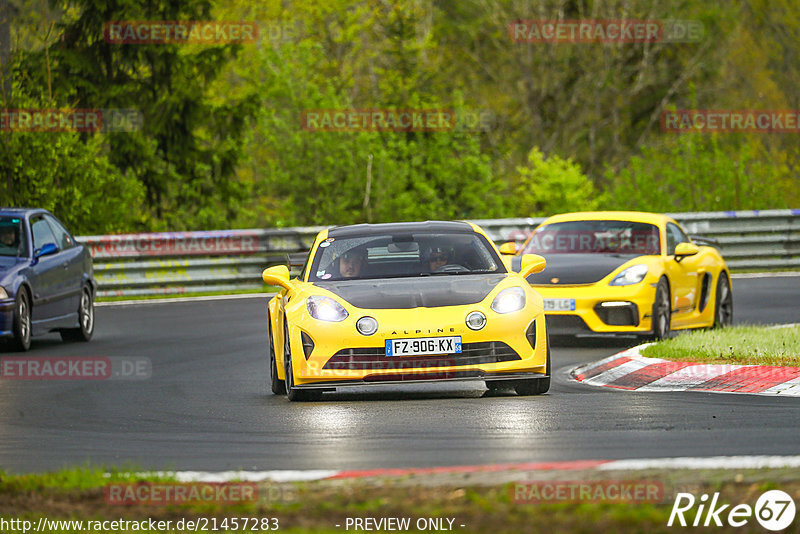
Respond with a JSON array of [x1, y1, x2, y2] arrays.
[[306, 295, 349, 322], [0, 287, 8, 299], [491, 287, 526, 314], [609, 264, 649, 286]]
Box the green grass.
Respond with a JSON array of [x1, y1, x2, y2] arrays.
[[3, 467, 800, 533], [642, 325, 800, 366]]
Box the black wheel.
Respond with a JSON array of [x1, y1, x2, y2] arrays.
[[284, 322, 322, 402], [268, 312, 286, 395], [60, 285, 94, 342], [713, 272, 733, 328], [651, 277, 671, 340], [514, 334, 551, 396], [10, 289, 32, 351]]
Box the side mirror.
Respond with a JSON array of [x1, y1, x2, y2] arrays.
[[34, 243, 59, 260], [674, 242, 699, 262], [262, 265, 293, 290], [519, 254, 546, 278], [499, 242, 518, 255]]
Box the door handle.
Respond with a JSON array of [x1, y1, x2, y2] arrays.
[[62, 262, 69, 269]]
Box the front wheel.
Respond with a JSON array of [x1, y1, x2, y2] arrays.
[[60, 285, 94, 342], [513, 335, 551, 396], [651, 278, 671, 340], [267, 312, 286, 395], [10, 290, 32, 351], [714, 272, 733, 328], [284, 322, 322, 402]]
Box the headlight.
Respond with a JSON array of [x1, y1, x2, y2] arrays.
[[491, 287, 526, 314], [609, 264, 649, 286], [466, 311, 486, 330], [0, 287, 8, 299], [356, 316, 378, 336], [306, 295, 349, 322]]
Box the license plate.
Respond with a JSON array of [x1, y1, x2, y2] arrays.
[[544, 298, 576, 311], [385, 336, 463, 357]]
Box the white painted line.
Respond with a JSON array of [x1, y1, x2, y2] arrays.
[[731, 272, 800, 279], [135, 470, 339, 483], [96, 293, 277, 307], [121, 456, 800, 483], [601, 456, 800, 471]]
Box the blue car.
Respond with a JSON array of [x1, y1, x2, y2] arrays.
[[0, 208, 96, 351]]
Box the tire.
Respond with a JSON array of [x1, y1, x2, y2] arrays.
[[651, 277, 671, 340], [10, 289, 32, 352], [284, 322, 322, 402], [713, 272, 733, 328], [60, 285, 94, 342], [514, 334, 551, 396], [268, 312, 286, 395]]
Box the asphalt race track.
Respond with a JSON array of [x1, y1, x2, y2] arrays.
[[0, 275, 798, 473]]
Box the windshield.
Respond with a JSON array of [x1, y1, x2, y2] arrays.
[[308, 232, 505, 282], [0, 216, 27, 257], [522, 220, 661, 255]]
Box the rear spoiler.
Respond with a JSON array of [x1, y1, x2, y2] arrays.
[[689, 235, 720, 247]]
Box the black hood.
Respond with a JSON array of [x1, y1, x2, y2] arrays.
[[513, 253, 637, 285], [315, 274, 506, 309]]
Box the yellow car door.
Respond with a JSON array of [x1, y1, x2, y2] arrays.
[[663, 222, 702, 327]]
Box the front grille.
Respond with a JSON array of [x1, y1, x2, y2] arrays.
[[323, 341, 520, 371], [593, 303, 639, 326]]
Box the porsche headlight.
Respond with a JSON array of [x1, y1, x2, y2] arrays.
[[306, 295, 349, 322], [491, 287, 526, 314], [609, 264, 649, 286], [0, 287, 8, 299]]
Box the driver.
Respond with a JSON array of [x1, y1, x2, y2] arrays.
[[427, 246, 452, 271], [0, 225, 18, 249], [338, 248, 367, 278]]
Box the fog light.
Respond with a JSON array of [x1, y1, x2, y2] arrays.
[[466, 311, 486, 330], [356, 316, 378, 336]]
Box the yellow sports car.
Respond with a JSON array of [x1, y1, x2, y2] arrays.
[[501, 211, 733, 339], [262, 221, 550, 401]]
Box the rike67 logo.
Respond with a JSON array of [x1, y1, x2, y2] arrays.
[[668, 490, 796, 530]]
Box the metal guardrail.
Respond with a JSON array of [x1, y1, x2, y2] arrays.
[[77, 209, 800, 297]]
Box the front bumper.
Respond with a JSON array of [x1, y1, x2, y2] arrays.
[[0, 298, 15, 338], [287, 306, 548, 386], [534, 281, 657, 336]]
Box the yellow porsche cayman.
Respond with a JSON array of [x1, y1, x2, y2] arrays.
[[501, 211, 733, 340], [263, 221, 550, 401]]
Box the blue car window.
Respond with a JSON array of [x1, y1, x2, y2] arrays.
[[31, 217, 58, 253], [44, 214, 75, 250]]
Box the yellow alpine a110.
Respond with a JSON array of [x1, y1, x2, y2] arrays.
[[262, 221, 550, 401], [501, 211, 733, 339]]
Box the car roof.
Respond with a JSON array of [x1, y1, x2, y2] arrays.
[[0, 207, 47, 218], [541, 211, 668, 226], [328, 220, 475, 238]]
